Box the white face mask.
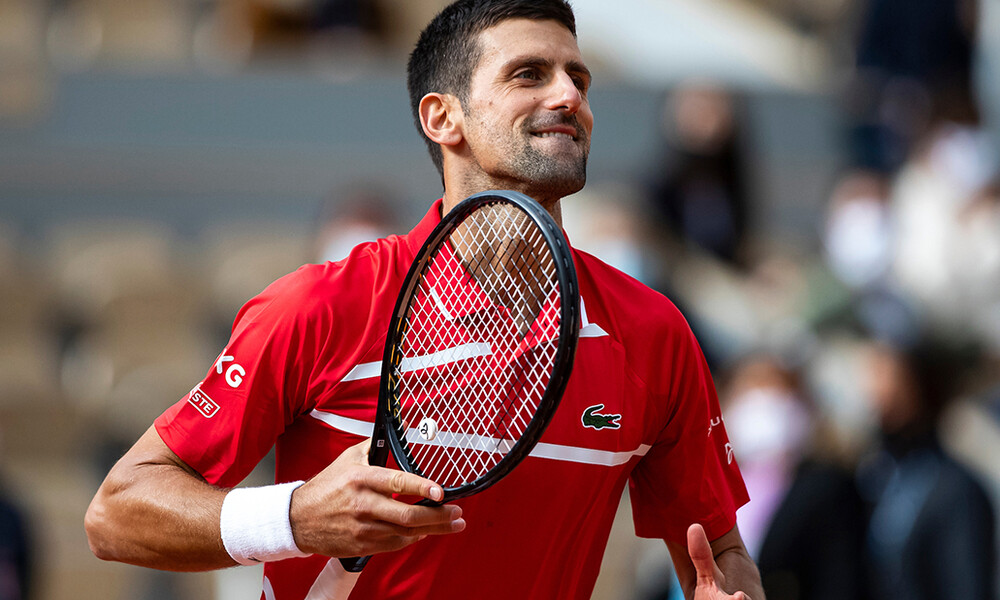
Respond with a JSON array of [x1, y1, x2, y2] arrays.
[[318, 224, 388, 264], [824, 196, 893, 289], [725, 387, 813, 463], [582, 238, 646, 282]]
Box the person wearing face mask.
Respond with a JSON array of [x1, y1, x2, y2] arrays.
[[723, 356, 866, 600], [856, 339, 996, 600]]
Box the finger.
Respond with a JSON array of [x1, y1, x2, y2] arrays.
[[327, 439, 368, 469], [340, 438, 371, 464], [346, 523, 424, 556], [686, 523, 719, 586], [351, 504, 465, 554], [364, 494, 464, 530], [357, 438, 372, 458], [368, 467, 444, 502], [360, 515, 458, 539], [387, 514, 467, 537]]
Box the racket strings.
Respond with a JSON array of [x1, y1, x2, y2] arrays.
[[393, 203, 562, 488], [460, 207, 552, 335]]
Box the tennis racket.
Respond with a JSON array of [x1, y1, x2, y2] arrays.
[[340, 189, 580, 574]]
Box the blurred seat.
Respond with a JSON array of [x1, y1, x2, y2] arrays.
[[59, 320, 219, 465], [44, 218, 207, 330], [49, 0, 191, 70], [104, 357, 214, 442], [0, 0, 48, 120], [60, 320, 218, 419], [0, 327, 60, 405], [0, 223, 54, 334], [0, 326, 79, 461], [0, 0, 44, 63], [198, 221, 312, 323]]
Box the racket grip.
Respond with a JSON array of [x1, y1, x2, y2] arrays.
[[339, 555, 372, 573]]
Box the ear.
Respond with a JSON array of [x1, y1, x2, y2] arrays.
[[419, 92, 464, 148]]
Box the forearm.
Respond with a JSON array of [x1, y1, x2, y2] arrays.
[[667, 524, 766, 600], [86, 429, 466, 570], [715, 544, 765, 600], [85, 428, 235, 571]]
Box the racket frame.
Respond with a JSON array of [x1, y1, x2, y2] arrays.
[[341, 191, 578, 574], [372, 190, 579, 502]]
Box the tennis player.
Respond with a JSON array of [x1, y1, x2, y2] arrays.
[[86, 1, 763, 598]]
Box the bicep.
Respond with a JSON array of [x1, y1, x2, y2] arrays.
[[119, 425, 204, 477]]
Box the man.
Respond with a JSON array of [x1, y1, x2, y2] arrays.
[[85, 1, 763, 599], [857, 339, 995, 600]]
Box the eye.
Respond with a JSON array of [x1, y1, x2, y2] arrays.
[[570, 73, 591, 94], [514, 69, 540, 81]]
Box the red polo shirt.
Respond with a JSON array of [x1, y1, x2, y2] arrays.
[[155, 200, 747, 600]]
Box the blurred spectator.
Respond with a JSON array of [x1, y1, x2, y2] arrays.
[[823, 131, 999, 347], [823, 170, 893, 292], [890, 125, 998, 330], [845, 0, 979, 173], [245, 0, 382, 39], [645, 82, 751, 269], [951, 180, 1000, 352], [314, 185, 399, 263], [562, 182, 655, 285], [856, 338, 996, 600], [820, 169, 923, 348], [314, 0, 381, 31], [724, 355, 866, 600], [0, 484, 31, 600], [948, 181, 1000, 335], [208, 0, 384, 64]]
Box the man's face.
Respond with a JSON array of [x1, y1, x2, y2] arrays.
[[458, 18, 594, 202]]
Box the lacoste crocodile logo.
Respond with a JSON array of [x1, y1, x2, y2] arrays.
[[582, 404, 621, 430]]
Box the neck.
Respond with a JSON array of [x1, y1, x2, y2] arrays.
[[442, 179, 564, 227]]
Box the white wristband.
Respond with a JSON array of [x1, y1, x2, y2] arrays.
[[220, 480, 309, 565]]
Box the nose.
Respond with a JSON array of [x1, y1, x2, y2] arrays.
[[545, 71, 583, 115]]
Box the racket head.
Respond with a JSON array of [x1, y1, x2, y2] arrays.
[[371, 190, 579, 502]]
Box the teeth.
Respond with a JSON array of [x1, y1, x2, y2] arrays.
[[535, 132, 574, 140]]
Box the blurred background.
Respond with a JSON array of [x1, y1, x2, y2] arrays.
[[1, 0, 999, 598]]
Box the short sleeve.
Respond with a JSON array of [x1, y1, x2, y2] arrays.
[[155, 265, 326, 488], [628, 321, 748, 545]]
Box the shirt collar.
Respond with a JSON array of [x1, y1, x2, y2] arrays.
[[405, 198, 576, 259], [403, 199, 580, 344], [403, 198, 446, 256]]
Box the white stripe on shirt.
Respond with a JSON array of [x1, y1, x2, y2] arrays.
[[308, 410, 649, 467]]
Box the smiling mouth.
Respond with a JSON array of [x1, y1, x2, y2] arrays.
[[532, 131, 577, 142]]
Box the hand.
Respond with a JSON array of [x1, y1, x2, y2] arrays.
[[687, 523, 753, 600], [288, 439, 466, 558]]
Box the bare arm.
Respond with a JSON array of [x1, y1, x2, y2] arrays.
[[84, 426, 233, 570], [85, 426, 465, 571], [667, 523, 765, 600]]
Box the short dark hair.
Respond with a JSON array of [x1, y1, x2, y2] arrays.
[[406, 0, 577, 178]]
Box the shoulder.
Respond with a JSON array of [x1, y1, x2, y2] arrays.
[[573, 248, 692, 341], [572, 249, 708, 397], [931, 453, 995, 512], [238, 235, 410, 326]]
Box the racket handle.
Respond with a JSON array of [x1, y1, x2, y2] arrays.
[[339, 555, 372, 572]]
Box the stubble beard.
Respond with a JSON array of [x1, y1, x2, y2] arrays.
[[465, 111, 590, 204], [507, 135, 588, 201]]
